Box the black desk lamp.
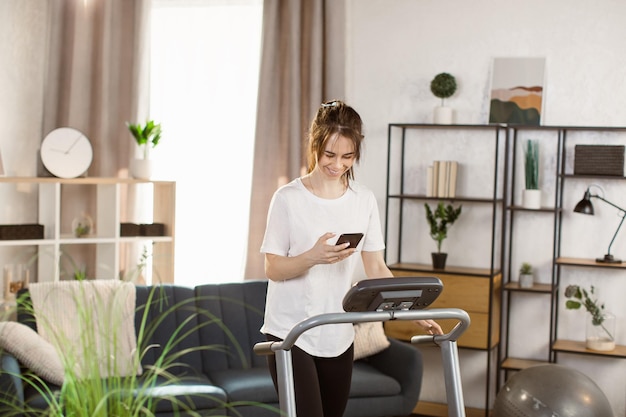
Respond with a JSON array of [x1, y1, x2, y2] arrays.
[[574, 186, 626, 263]]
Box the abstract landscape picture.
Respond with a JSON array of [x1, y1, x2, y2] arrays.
[[489, 57, 545, 125]]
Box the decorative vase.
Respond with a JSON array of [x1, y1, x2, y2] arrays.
[[3, 264, 29, 300], [521, 189, 541, 209], [433, 106, 454, 124], [131, 158, 153, 180], [431, 252, 448, 269], [72, 213, 94, 238], [586, 312, 616, 352], [519, 273, 533, 288]]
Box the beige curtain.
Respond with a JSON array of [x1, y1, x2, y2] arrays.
[[243, 0, 327, 279], [41, 0, 151, 178]]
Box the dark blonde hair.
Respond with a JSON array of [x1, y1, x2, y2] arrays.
[[306, 100, 364, 181]]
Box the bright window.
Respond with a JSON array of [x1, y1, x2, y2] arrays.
[[150, 0, 262, 286]]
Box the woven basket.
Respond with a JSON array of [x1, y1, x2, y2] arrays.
[[120, 223, 141, 237], [574, 145, 624, 177], [140, 223, 165, 236], [0, 224, 44, 240]]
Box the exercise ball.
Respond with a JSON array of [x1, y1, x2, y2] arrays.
[[493, 364, 613, 417]]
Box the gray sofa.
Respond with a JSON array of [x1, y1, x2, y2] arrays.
[[0, 280, 423, 416]]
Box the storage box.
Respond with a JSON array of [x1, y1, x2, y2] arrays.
[[0, 224, 44, 240], [140, 223, 165, 236], [120, 223, 141, 237], [574, 145, 625, 177]]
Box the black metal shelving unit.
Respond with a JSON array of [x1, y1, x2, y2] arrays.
[[498, 125, 626, 392], [385, 123, 626, 415], [384, 123, 507, 417]]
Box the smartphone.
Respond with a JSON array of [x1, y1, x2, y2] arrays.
[[335, 233, 364, 249]]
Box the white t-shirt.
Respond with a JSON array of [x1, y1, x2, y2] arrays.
[[260, 177, 385, 357]]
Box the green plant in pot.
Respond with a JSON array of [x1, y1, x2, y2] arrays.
[[518, 262, 533, 288], [430, 72, 457, 124], [522, 139, 540, 209], [126, 120, 162, 180], [425, 201, 462, 269], [565, 284, 615, 352]]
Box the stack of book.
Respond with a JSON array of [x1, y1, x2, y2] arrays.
[[426, 160, 459, 198]]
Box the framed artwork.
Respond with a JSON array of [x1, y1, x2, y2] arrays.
[[489, 57, 545, 125], [0, 148, 4, 176]]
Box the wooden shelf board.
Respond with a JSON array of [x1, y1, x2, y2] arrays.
[[562, 173, 626, 180], [501, 357, 549, 370], [556, 257, 626, 269], [504, 282, 553, 293], [389, 263, 500, 278], [388, 194, 501, 204], [508, 205, 559, 213], [553, 339, 626, 358], [0, 239, 50, 246]]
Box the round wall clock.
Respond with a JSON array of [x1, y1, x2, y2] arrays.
[[40, 127, 93, 178]]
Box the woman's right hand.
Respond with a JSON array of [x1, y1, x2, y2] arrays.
[[308, 232, 356, 265], [265, 233, 356, 281]]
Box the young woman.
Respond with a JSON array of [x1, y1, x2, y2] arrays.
[[260, 100, 442, 417]]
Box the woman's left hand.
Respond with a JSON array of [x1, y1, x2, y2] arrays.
[[415, 319, 443, 335]]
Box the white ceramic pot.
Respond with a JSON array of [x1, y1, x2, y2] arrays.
[[433, 106, 454, 124], [131, 158, 153, 180], [519, 273, 533, 288], [522, 189, 541, 209]]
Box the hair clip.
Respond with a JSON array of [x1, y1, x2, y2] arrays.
[[321, 101, 338, 108]]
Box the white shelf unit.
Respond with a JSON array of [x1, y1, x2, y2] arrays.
[[0, 177, 175, 285]]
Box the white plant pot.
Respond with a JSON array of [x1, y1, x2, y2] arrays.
[[522, 189, 541, 209], [433, 106, 454, 124], [519, 273, 533, 288], [131, 158, 153, 180]]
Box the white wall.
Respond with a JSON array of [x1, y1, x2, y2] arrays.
[[346, 0, 626, 414], [0, 2, 49, 275], [0, 1, 47, 178]]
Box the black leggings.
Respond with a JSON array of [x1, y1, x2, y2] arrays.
[[266, 334, 354, 417]]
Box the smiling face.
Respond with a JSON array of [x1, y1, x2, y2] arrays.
[[316, 133, 356, 180], [306, 100, 364, 180]]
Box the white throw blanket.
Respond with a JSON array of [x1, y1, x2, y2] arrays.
[[29, 280, 141, 379]]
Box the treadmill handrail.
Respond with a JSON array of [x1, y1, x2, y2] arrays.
[[253, 308, 470, 355]]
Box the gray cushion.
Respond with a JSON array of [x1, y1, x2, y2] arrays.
[[209, 368, 277, 403], [350, 362, 401, 397]]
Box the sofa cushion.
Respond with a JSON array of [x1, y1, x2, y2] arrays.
[[349, 362, 401, 397], [22, 375, 229, 414], [28, 280, 141, 379], [0, 321, 64, 385], [137, 375, 229, 412], [135, 285, 205, 376], [195, 281, 268, 373], [209, 367, 278, 404], [353, 321, 390, 360]]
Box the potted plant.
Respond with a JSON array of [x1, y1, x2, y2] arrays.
[[518, 262, 533, 288], [522, 139, 540, 209], [430, 72, 457, 124], [126, 120, 162, 179], [424, 201, 462, 269], [565, 284, 615, 352]]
